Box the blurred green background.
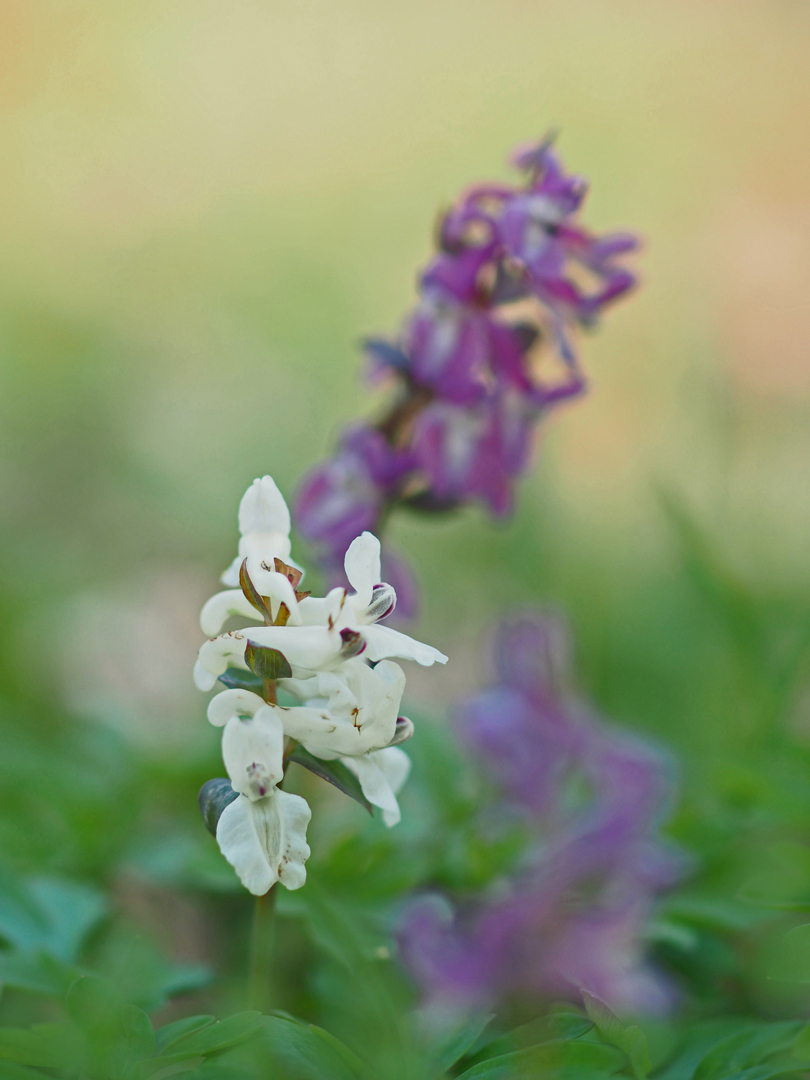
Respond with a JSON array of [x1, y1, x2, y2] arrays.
[[2, 0, 810, 1040]]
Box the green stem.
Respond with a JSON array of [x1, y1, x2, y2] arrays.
[[249, 885, 277, 1012]]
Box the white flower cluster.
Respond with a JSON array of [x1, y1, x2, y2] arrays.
[[195, 476, 447, 895]]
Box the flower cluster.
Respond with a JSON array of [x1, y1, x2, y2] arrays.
[[398, 612, 681, 1016], [296, 135, 639, 584], [195, 476, 447, 895]]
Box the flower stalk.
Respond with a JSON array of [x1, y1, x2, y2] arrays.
[[195, 475, 447, 896]]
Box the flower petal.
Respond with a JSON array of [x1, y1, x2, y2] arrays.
[[281, 659, 404, 757], [207, 688, 266, 727], [222, 706, 285, 800], [216, 788, 311, 895], [341, 746, 411, 827], [344, 531, 382, 608], [200, 590, 260, 637], [239, 476, 291, 538], [196, 625, 343, 685], [362, 624, 448, 666]]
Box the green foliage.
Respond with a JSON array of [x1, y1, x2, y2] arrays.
[[217, 669, 265, 695], [768, 925, 810, 983], [244, 642, 292, 681], [582, 992, 651, 1080], [0, 976, 267, 1079], [4, 233, 810, 1080], [287, 747, 373, 814]]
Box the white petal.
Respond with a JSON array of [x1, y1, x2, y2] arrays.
[[238, 476, 291, 538], [240, 624, 342, 671], [221, 555, 243, 588], [341, 748, 411, 827], [298, 592, 346, 626], [194, 659, 218, 692], [216, 789, 311, 895], [207, 688, 266, 726], [201, 590, 261, 636], [222, 707, 285, 800], [196, 632, 254, 685], [196, 625, 343, 687], [372, 745, 412, 797], [283, 659, 404, 757], [244, 568, 302, 625], [361, 624, 448, 667], [344, 532, 381, 608]]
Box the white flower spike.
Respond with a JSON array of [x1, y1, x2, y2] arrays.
[[196, 474, 448, 894]]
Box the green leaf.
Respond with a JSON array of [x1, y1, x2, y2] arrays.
[[0, 949, 82, 998], [26, 877, 108, 962], [288, 746, 372, 814], [582, 991, 651, 1079], [655, 1022, 754, 1080], [663, 896, 769, 933], [0, 1063, 51, 1079], [0, 868, 106, 963], [90, 927, 211, 1013], [307, 1024, 368, 1077], [769, 926, 810, 983], [65, 974, 120, 1035], [198, 778, 239, 837], [467, 1013, 593, 1068], [0, 1024, 81, 1068], [261, 1015, 366, 1080], [154, 1016, 216, 1055], [456, 1037, 625, 1080], [693, 1024, 804, 1080], [434, 1014, 495, 1070], [159, 1012, 268, 1057], [218, 667, 265, 694], [239, 559, 274, 624], [121, 1005, 155, 1060], [245, 641, 292, 680]]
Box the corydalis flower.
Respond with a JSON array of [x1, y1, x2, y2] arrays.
[[196, 476, 447, 895], [398, 612, 680, 1017], [296, 133, 638, 582]]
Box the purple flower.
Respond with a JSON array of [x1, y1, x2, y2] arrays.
[[499, 139, 639, 343], [295, 424, 414, 572], [410, 390, 539, 517], [398, 611, 681, 1017], [294, 134, 638, 594]]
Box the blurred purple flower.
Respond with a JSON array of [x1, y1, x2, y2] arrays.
[[398, 611, 681, 1017], [295, 134, 638, 593], [410, 390, 537, 518], [296, 424, 415, 572]]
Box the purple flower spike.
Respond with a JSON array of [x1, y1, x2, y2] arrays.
[[295, 424, 415, 573], [295, 134, 639, 595], [400, 610, 680, 1017]]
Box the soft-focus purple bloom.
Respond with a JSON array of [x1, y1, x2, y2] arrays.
[[398, 611, 681, 1017], [295, 134, 638, 593], [410, 391, 537, 517], [295, 424, 415, 571]]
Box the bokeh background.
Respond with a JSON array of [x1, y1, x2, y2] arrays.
[[2, 0, 810, 1035]]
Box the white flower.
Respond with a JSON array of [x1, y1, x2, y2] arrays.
[[196, 474, 449, 892], [280, 657, 406, 758], [342, 745, 412, 827], [221, 475, 293, 587], [222, 709, 284, 801], [201, 477, 303, 637], [216, 788, 311, 895], [194, 531, 447, 691], [206, 658, 405, 760]]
